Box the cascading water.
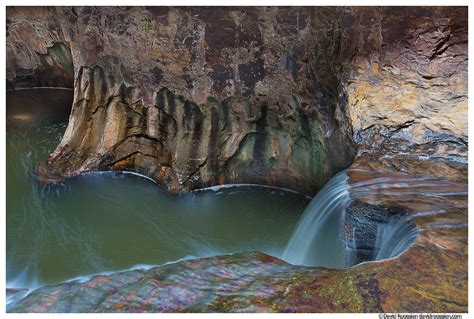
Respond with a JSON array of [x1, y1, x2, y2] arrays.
[[10, 89, 454, 291], [374, 216, 419, 261], [282, 170, 351, 268], [281, 169, 423, 268]]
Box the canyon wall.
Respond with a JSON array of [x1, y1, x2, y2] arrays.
[[6, 7, 74, 89], [6, 6, 467, 194], [345, 7, 467, 164]]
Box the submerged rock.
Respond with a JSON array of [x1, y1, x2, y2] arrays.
[[6, 288, 29, 301]]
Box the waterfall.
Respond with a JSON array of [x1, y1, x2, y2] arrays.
[[374, 216, 419, 260], [281, 170, 351, 268], [281, 169, 425, 269]]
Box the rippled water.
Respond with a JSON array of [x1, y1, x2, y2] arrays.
[[6, 89, 310, 287]]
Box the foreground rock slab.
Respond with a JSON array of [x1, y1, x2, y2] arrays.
[[7, 242, 466, 313]]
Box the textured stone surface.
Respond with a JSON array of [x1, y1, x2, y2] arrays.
[[7, 6, 468, 194], [39, 83, 352, 195], [5, 6, 468, 313], [343, 199, 417, 265], [6, 7, 73, 89], [8, 6, 359, 194], [345, 7, 467, 159]]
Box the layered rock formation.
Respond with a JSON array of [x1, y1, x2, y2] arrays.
[[8, 6, 360, 194], [7, 6, 467, 194], [5, 5, 468, 313], [345, 7, 468, 164]]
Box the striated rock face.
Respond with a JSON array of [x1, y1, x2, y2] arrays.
[[37, 67, 354, 194], [342, 199, 417, 265], [13, 6, 359, 194], [7, 6, 468, 194], [59, 85, 349, 193]]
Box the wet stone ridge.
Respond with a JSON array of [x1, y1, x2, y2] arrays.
[[7, 236, 467, 313]]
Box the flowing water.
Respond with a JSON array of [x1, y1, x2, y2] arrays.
[[282, 171, 351, 267], [7, 88, 427, 290], [282, 167, 466, 268], [6, 89, 311, 288], [373, 216, 419, 260]]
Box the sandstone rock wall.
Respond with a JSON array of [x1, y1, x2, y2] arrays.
[[6, 7, 74, 89], [11, 6, 357, 195], [6, 6, 468, 194], [344, 7, 468, 163]]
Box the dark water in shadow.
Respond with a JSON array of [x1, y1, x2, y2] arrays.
[[6, 89, 309, 287]]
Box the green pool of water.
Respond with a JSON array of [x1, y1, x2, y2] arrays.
[[6, 89, 309, 287]]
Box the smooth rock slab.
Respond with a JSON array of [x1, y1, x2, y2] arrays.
[[7, 245, 466, 313]]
